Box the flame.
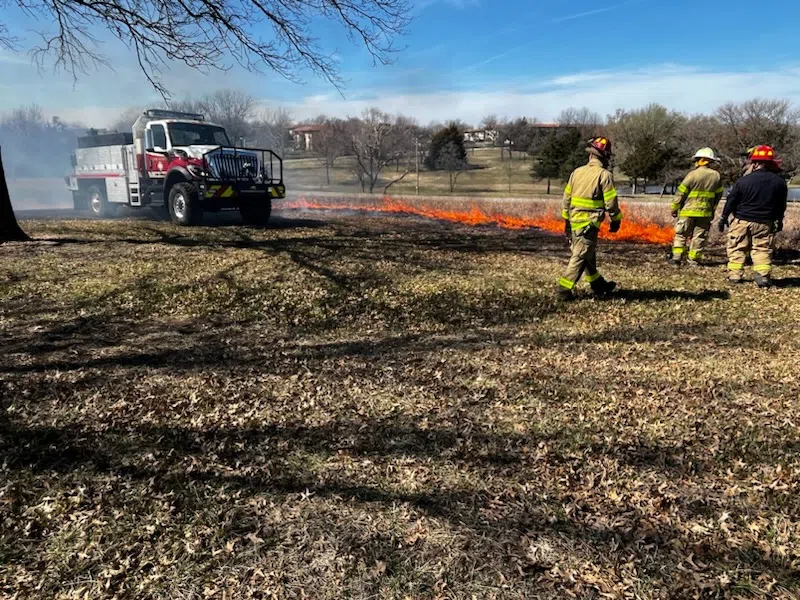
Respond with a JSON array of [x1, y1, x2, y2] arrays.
[[283, 196, 674, 245]]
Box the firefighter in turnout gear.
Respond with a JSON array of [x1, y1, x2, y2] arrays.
[[719, 145, 788, 287], [741, 146, 757, 178], [556, 136, 621, 301], [669, 148, 724, 266]]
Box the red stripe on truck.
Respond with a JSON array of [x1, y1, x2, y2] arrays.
[[75, 173, 126, 179]]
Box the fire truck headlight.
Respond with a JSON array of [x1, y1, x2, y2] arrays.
[[187, 165, 206, 178]]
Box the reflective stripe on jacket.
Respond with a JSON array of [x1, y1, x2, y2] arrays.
[[671, 166, 723, 218], [561, 157, 621, 230]]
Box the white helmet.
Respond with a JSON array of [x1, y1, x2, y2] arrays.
[[693, 147, 719, 162]]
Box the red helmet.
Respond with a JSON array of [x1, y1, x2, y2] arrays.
[[587, 136, 612, 157], [749, 145, 777, 162]]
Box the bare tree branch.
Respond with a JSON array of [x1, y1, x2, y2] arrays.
[[383, 168, 409, 195], [5, 0, 411, 97]]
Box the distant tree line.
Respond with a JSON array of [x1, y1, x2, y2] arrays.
[[3, 92, 799, 195], [0, 106, 84, 179]]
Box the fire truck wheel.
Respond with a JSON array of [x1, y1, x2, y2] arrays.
[[168, 182, 203, 226], [87, 186, 109, 218], [239, 200, 272, 227]]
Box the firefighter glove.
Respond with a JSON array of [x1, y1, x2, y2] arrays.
[[671, 209, 678, 218], [717, 218, 727, 233], [564, 219, 570, 238], [774, 220, 784, 233], [609, 219, 621, 233]]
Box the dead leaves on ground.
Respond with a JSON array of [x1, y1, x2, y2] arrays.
[[2, 216, 800, 598]]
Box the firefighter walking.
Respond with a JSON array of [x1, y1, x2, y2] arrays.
[[556, 136, 621, 301], [719, 145, 788, 287], [669, 148, 724, 266]]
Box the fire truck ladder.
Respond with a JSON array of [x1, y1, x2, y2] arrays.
[[123, 146, 142, 207]]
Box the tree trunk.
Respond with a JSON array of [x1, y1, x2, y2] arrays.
[[383, 169, 410, 195], [632, 178, 637, 195], [449, 170, 462, 193], [0, 149, 30, 243], [325, 161, 331, 185], [546, 177, 551, 195]]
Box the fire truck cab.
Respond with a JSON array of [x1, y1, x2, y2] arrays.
[[66, 109, 285, 226]]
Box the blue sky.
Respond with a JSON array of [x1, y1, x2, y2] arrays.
[[2, 0, 800, 126]]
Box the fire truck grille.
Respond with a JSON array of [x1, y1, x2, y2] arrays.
[[207, 153, 259, 180]]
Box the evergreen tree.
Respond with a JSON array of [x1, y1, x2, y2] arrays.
[[533, 128, 582, 194], [426, 124, 467, 170]]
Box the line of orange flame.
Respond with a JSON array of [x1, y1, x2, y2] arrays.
[[283, 196, 674, 245]]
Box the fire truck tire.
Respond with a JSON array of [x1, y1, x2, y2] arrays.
[[168, 182, 203, 226], [87, 185, 110, 218], [239, 200, 272, 227]]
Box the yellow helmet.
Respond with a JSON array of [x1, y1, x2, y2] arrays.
[[693, 147, 719, 162]]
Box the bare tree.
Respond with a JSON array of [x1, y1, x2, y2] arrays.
[[349, 109, 413, 193], [436, 141, 468, 193], [109, 107, 146, 133], [715, 98, 800, 176], [557, 107, 603, 137], [480, 114, 501, 132], [167, 90, 258, 143], [253, 107, 293, 156], [2, 0, 411, 98], [309, 117, 348, 185], [500, 117, 538, 162]]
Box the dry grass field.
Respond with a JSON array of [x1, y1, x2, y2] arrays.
[[285, 148, 576, 198], [2, 205, 800, 599]]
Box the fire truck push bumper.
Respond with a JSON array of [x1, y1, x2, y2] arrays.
[[202, 183, 286, 209]]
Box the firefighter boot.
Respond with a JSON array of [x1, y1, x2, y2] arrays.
[[754, 272, 773, 288], [555, 285, 574, 302], [590, 277, 617, 298]]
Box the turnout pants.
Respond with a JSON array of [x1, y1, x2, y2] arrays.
[[726, 218, 775, 281], [559, 225, 601, 290], [672, 216, 711, 262]]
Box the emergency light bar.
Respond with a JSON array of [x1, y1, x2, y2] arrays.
[[144, 109, 205, 121]]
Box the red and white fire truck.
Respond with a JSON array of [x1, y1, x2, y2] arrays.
[[66, 109, 285, 226]]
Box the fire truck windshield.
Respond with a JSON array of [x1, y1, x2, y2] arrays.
[[168, 122, 231, 147]]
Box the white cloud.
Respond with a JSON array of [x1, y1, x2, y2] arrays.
[[552, 5, 621, 23], [548, 72, 615, 87], [20, 64, 800, 131], [276, 64, 800, 125]]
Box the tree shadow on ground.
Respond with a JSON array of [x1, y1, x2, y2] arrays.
[[3, 415, 798, 594], [773, 277, 800, 288], [774, 247, 800, 265], [611, 289, 730, 302]]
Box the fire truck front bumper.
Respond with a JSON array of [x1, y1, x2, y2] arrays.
[[200, 182, 286, 209]]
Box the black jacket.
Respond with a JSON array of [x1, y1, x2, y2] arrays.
[[721, 169, 788, 224]]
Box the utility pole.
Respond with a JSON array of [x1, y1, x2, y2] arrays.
[[415, 136, 420, 195]]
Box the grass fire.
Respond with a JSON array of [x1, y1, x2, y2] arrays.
[[284, 194, 678, 245]]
